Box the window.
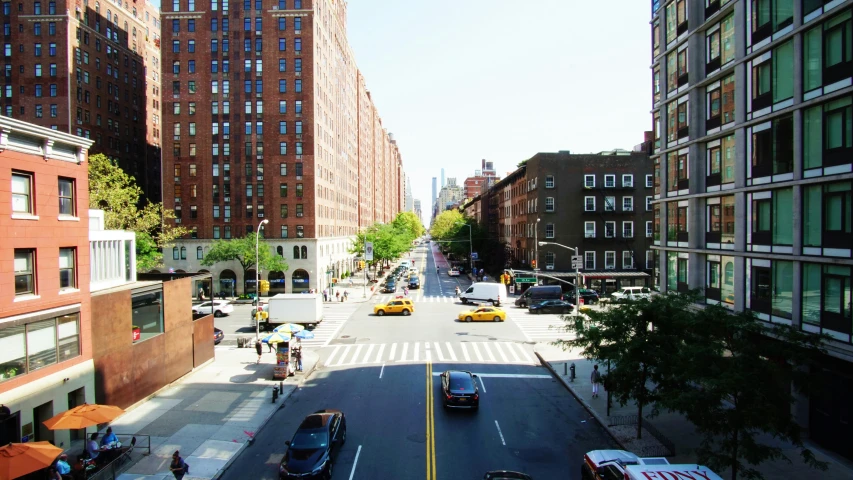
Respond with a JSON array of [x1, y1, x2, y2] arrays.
[[666, 252, 689, 292], [622, 175, 633, 188], [584, 196, 595, 212], [180, 246, 187, 260], [803, 96, 853, 171], [706, 12, 735, 74], [804, 11, 853, 93], [11, 172, 34, 214], [584, 175, 595, 188], [667, 202, 689, 242], [14, 249, 35, 295], [544, 223, 554, 239], [666, 46, 688, 92], [706, 134, 736, 187], [622, 251, 634, 269], [706, 74, 735, 131], [605, 221, 616, 238], [750, 188, 793, 245], [622, 197, 633, 211], [296, 226, 304, 238], [604, 196, 616, 212], [749, 259, 793, 320], [545, 175, 554, 188], [58, 247, 75, 289], [131, 289, 165, 342], [803, 181, 852, 250], [295, 204, 303, 217], [545, 197, 554, 212], [584, 221, 596, 238], [281, 225, 288, 238], [750, 0, 793, 45], [0, 313, 81, 380], [751, 40, 794, 112], [646, 196, 653, 211], [605, 251, 616, 270], [667, 96, 689, 141], [707, 196, 736, 246], [802, 263, 852, 337], [750, 114, 793, 178], [280, 204, 288, 218], [646, 221, 654, 237], [645, 174, 653, 188], [584, 251, 596, 270], [653, 66, 661, 104], [667, 151, 689, 192], [604, 174, 615, 188], [623, 221, 633, 238], [58, 177, 75, 216], [706, 254, 736, 306]]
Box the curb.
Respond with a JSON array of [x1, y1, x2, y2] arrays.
[[211, 356, 320, 480], [534, 351, 627, 451]]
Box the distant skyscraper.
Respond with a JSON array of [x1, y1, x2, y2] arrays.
[[441, 168, 446, 188], [431, 177, 438, 213]]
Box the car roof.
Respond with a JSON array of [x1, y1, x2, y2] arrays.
[[447, 370, 473, 378], [298, 410, 341, 429]]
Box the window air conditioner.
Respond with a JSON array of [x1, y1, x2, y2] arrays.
[[296, 213, 303, 217], [546, 265, 554, 270], [223, 135, 229, 139], [224, 196, 230, 202]]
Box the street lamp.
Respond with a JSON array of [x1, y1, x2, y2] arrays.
[[255, 218, 269, 340], [455, 223, 473, 276], [539, 241, 580, 321]]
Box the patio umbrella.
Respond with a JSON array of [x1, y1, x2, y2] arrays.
[[42, 403, 125, 430], [272, 323, 305, 334], [293, 330, 315, 340], [0, 441, 64, 479], [262, 331, 292, 344]]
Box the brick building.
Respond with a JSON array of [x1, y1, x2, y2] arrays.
[[0, 0, 163, 202], [160, 0, 403, 294], [463, 159, 500, 200]]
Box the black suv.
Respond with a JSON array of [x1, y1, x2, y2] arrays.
[[563, 289, 600, 305], [383, 279, 397, 293], [279, 409, 347, 479], [408, 276, 420, 289], [440, 370, 480, 410]]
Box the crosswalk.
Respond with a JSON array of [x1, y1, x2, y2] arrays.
[[322, 341, 537, 367], [505, 311, 573, 342], [373, 294, 471, 304], [298, 303, 362, 347]]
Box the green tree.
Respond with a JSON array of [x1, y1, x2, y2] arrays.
[[200, 232, 289, 287], [392, 211, 425, 240], [666, 304, 828, 480], [88, 153, 188, 270], [557, 292, 698, 439], [429, 210, 464, 240]]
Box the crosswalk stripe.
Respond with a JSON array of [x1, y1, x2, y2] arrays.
[[504, 342, 522, 363], [493, 342, 510, 363], [516, 345, 536, 364], [413, 342, 419, 362], [321, 342, 537, 367], [433, 342, 445, 362], [399, 343, 408, 362], [326, 345, 342, 366], [374, 344, 386, 363], [389, 343, 397, 361], [445, 342, 458, 361], [471, 343, 484, 362], [331, 346, 350, 367], [348, 345, 364, 365], [460, 342, 470, 361], [362, 344, 375, 364], [482, 343, 497, 362]]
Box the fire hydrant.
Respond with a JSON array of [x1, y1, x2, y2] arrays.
[[569, 363, 576, 382]]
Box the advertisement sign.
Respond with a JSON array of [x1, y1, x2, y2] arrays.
[[365, 242, 374, 261]]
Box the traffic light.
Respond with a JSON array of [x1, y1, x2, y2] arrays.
[[359, 261, 365, 269], [259, 280, 270, 293], [531, 259, 537, 269]]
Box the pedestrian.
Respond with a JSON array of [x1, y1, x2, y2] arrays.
[[349, 277, 354, 287], [591, 364, 602, 398], [294, 346, 303, 371], [255, 339, 263, 364], [170, 450, 188, 480], [268, 341, 276, 353], [343, 290, 349, 301], [323, 288, 328, 302], [336, 291, 340, 301], [197, 288, 204, 301]]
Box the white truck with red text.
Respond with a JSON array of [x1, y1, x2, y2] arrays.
[[582, 449, 723, 480], [624, 464, 723, 480], [251, 293, 323, 330]]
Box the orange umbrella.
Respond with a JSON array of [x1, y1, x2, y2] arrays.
[[0, 441, 64, 479], [42, 403, 125, 430]]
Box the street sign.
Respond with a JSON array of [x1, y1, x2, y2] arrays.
[[571, 255, 582, 262], [471, 252, 479, 260], [572, 262, 582, 270], [365, 242, 374, 261], [515, 277, 537, 284]]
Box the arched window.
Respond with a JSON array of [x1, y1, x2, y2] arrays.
[[132, 7, 137, 17], [172, 246, 179, 260], [293, 246, 299, 259], [196, 246, 203, 259], [276, 246, 283, 257], [95, 1, 100, 13], [106, 9, 111, 20], [301, 246, 307, 259], [180, 246, 187, 260]]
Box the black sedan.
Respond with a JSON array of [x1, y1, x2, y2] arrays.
[[280, 409, 347, 479], [383, 280, 396, 293], [213, 327, 224, 345], [440, 370, 479, 410], [528, 299, 574, 314], [408, 276, 420, 289], [484, 472, 533, 480], [562, 289, 600, 305]]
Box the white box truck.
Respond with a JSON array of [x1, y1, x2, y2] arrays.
[[251, 293, 323, 330], [624, 464, 723, 480]]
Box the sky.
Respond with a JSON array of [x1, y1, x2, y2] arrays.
[[345, 0, 652, 222]]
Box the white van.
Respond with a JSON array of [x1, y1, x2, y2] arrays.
[[399, 260, 411, 269], [610, 286, 652, 301], [460, 282, 508, 307]]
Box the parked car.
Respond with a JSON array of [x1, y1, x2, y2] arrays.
[[459, 282, 508, 307], [483, 472, 533, 480], [439, 370, 479, 410], [610, 287, 652, 302], [373, 299, 415, 316], [408, 276, 421, 289], [448, 268, 460, 277], [279, 409, 347, 479], [563, 289, 600, 305], [515, 285, 562, 308], [383, 279, 397, 293], [457, 306, 506, 322], [192, 300, 234, 317], [213, 327, 224, 345], [528, 299, 574, 315]]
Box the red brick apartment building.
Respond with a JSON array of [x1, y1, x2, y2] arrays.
[[1, 0, 163, 202], [160, 0, 404, 295], [0, 116, 95, 448]]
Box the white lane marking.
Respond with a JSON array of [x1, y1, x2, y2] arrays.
[[379, 363, 385, 379], [460, 342, 471, 361], [445, 342, 458, 361], [479, 375, 487, 393], [503, 342, 522, 363], [348, 444, 362, 480], [399, 342, 409, 362], [413, 342, 419, 362], [481, 343, 497, 362], [471, 343, 484, 362], [346, 345, 364, 365], [332, 346, 351, 367], [430, 372, 552, 379], [325, 345, 342, 367], [389, 343, 397, 361], [433, 342, 445, 362], [362, 344, 376, 364], [493, 342, 510, 363], [515, 345, 536, 365], [494, 420, 506, 446], [374, 344, 386, 363]]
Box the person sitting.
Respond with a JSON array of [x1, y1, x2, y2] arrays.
[[55, 453, 72, 479], [100, 427, 118, 448], [86, 433, 102, 464]]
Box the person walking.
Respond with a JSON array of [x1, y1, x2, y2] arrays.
[[323, 288, 328, 302], [343, 290, 349, 301], [268, 340, 276, 353], [294, 346, 303, 372], [591, 364, 602, 398], [170, 451, 188, 480], [335, 291, 340, 302], [255, 339, 263, 364]]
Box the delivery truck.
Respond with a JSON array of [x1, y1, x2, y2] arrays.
[[624, 464, 724, 480], [251, 293, 323, 330], [582, 449, 723, 480]]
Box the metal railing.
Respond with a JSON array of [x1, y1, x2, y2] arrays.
[[86, 434, 151, 480]]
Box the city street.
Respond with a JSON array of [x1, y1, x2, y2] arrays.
[[221, 244, 616, 479]]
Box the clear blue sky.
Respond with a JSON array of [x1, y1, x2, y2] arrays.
[[346, 1, 652, 222]]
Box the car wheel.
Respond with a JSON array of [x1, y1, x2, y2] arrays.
[[377, 310, 385, 316], [493, 316, 500, 322], [460, 298, 467, 304], [402, 309, 411, 316], [465, 316, 473, 322], [214, 310, 223, 317]]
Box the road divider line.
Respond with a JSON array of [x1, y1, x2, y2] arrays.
[[471, 343, 484, 362], [426, 361, 437, 480], [479, 375, 487, 393], [324, 345, 342, 367], [346, 344, 364, 365], [362, 344, 376, 364], [445, 342, 458, 361], [348, 445, 362, 480], [399, 342, 408, 362], [494, 420, 506, 446], [379, 363, 385, 379], [460, 343, 471, 361], [504, 342, 522, 363], [375, 343, 386, 363]]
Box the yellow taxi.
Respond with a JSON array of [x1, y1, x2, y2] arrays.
[[457, 306, 506, 322], [374, 299, 415, 316]]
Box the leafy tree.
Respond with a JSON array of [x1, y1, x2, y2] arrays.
[[392, 211, 425, 240], [200, 232, 289, 285], [429, 210, 464, 240], [88, 153, 188, 270], [666, 304, 828, 480], [557, 291, 698, 439]]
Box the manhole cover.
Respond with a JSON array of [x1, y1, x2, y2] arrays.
[[488, 337, 497, 341], [341, 335, 351, 338]]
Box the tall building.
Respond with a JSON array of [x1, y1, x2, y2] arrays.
[[431, 176, 437, 222], [441, 167, 446, 188], [160, 0, 402, 294], [437, 177, 464, 213], [413, 199, 422, 225], [650, 0, 853, 459], [464, 159, 501, 199], [404, 175, 414, 212], [0, 0, 163, 202]]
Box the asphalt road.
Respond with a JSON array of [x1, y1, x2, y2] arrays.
[[220, 242, 616, 479]]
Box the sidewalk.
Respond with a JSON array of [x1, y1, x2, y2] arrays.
[[534, 342, 853, 480], [112, 345, 320, 480]]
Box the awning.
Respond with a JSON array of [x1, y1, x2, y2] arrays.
[[581, 271, 651, 279]]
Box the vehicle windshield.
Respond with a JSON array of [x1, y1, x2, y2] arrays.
[[449, 374, 473, 391], [290, 428, 329, 449]]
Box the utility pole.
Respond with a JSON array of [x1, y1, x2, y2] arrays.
[[534, 218, 540, 284]]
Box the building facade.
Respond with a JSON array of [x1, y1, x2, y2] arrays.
[[463, 159, 500, 200], [160, 0, 402, 294], [1, 0, 163, 202], [650, 0, 853, 458], [0, 117, 94, 447]]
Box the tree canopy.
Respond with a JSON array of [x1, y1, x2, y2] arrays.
[[349, 213, 424, 266], [200, 232, 289, 278], [87, 153, 187, 271]]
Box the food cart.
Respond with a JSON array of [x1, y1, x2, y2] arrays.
[[273, 341, 293, 380]]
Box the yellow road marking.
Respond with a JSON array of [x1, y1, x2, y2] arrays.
[[426, 361, 436, 480]]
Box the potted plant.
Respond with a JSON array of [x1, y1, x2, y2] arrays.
[[132, 325, 141, 341]]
